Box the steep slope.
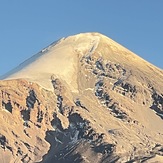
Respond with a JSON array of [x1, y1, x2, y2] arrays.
[[0, 33, 163, 163]]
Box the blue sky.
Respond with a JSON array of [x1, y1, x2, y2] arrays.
[[0, 1, 162, 76]]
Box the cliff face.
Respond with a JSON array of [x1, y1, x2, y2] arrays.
[[0, 33, 163, 163]]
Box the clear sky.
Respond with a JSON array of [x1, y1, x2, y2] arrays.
[[0, 1, 162, 76]]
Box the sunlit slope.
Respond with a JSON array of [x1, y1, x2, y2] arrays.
[[0, 33, 163, 162]]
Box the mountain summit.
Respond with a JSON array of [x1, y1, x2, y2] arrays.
[[0, 33, 163, 163], [2, 33, 162, 92]]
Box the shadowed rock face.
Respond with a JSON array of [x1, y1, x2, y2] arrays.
[[0, 33, 163, 163]]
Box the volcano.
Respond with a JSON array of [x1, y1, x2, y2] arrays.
[[0, 33, 163, 163]]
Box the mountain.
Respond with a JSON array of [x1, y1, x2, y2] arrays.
[[0, 32, 163, 163]]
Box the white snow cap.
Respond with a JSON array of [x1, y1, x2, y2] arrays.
[[1, 33, 103, 91]]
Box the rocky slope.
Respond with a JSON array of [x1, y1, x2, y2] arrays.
[[0, 33, 163, 163]]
